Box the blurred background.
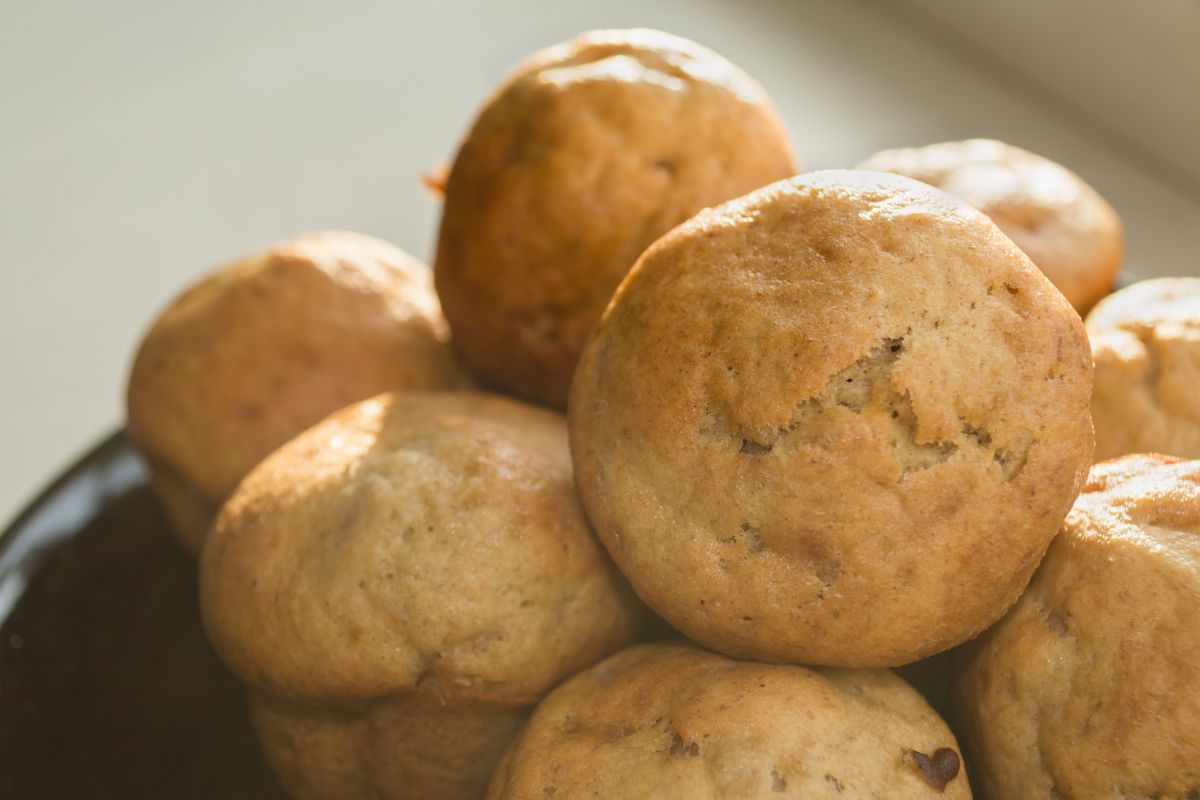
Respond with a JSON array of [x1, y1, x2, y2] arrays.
[[2, 0, 1199, 526]]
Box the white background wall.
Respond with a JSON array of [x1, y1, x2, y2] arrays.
[[873, 0, 1200, 188], [3, 0, 1199, 525]]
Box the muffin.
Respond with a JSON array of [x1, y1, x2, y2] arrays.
[[858, 139, 1123, 313], [200, 392, 644, 800], [954, 454, 1200, 799], [486, 642, 971, 799], [1087, 277, 1200, 461], [126, 231, 463, 552], [434, 28, 796, 408], [569, 170, 1094, 667]]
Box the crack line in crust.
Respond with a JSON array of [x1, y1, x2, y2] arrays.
[[706, 335, 1032, 480]]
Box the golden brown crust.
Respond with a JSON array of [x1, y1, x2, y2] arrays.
[[434, 28, 796, 408], [859, 139, 1123, 313], [200, 391, 644, 798], [569, 170, 1094, 667], [201, 391, 643, 704], [1087, 278, 1200, 461], [486, 642, 971, 799], [954, 454, 1200, 800], [126, 231, 464, 550]]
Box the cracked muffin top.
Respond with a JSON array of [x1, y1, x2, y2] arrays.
[[434, 28, 796, 409], [127, 231, 464, 549], [1087, 278, 1200, 461], [955, 454, 1200, 800], [486, 642, 971, 799], [858, 139, 1123, 313], [569, 170, 1094, 667], [200, 391, 643, 706]]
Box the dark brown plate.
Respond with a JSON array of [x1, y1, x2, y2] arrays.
[[0, 431, 284, 798]]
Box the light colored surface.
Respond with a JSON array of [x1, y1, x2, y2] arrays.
[[2, 0, 1200, 526], [874, 0, 1200, 187]]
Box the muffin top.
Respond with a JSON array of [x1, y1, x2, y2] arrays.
[[434, 28, 796, 408], [955, 454, 1200, 799], [1087, 278, 1200, 461], [200, 391, 643, 706], [859, 139, 1122, 312], [486, 642, 970, 799], [569, 170, 1094, 666], [127, 231, 462, 505]]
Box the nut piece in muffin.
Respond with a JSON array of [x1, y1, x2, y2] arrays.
[[954, 454, 1200, 800], [569, 170, 1094, 667], [486, 642, 971, 799], [434, 28, 797, 408], [126, 231, 464, 552], [1087, 277, 1200, 461], [858, 139, 1123, 313], [200, 391, 644, 800]]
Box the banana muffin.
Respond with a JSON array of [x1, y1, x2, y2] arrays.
[[486, 642, 971, 799], [955, 454, 1200, 800], [126, 231, 463, 551], [200, 392, 644, 800], [569, 170, 1094, 667], [1087, 277, 1200, 461], [434, 28, 796, 408], [859, 139, 1123, 312]]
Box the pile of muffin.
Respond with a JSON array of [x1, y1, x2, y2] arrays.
[[124, 29, 1199, 800]]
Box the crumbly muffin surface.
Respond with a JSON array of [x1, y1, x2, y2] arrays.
[[487, 643, 971, 799], [201, 391, 643, 799], [570, 170, 1094, 666]]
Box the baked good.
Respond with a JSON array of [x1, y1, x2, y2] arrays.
[[126, 231, 463, 551], [954, 454, 1200, 799], [486, 642, 971, 799], [858, 139, 1123, 312], [569, 170, 1094, 667], [434, 28, 796, 408], [248, 693, 525, 800], [1087, 277, 1200, 461], [200, 391, 644, 800]]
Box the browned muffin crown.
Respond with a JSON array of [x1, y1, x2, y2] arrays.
[[955, 454, 1200, 800], [1087, 277, 1200, 461], [569, 170, 1094, 667], [487, 642, 971, 799], [859, 139, 1123, 313], [201, 391, 644, 799], [126, 231, 463, 551], [434, 28, 796, 408]]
